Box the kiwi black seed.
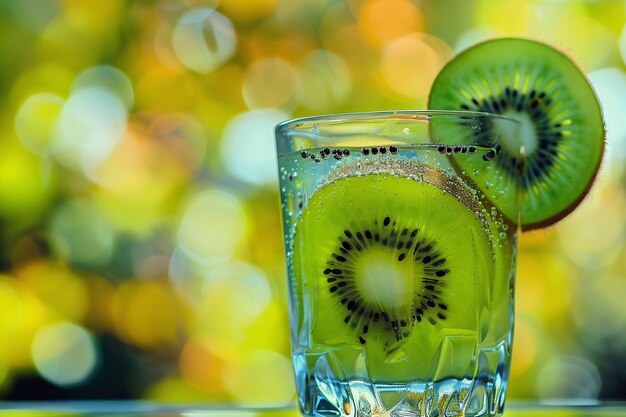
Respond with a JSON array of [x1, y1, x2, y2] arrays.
[[293, 160, 494, 381], [429, 38, 605, 230], [324, 218, 450, 343]]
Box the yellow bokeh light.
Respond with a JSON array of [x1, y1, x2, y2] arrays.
[[91, 123, 187, 236], [242, 58, 299, 110], [319, 3, 376, 73], [298, 50, 352, 112], [218, 0, 278, 23], [0, 275, 50, 367], [557, 182, 625, 269], [17, 260, 88, 323], [135, 68, 200, 111], [0, 365, 7, 389], [147, 377, 227, 403], [534, 3, 618, 70], [154, 21, 185, 72], [241, 300, 289, 354], [0, 141, 55, 227], [516, 249, 574, 324], [148, 113, 208, 174], [222, 350, 295, 406], [358, 0, 424, 48], [244, 193, 288, 273], [60, 0, 125, 34], [15, 93, 64, 156], [179, 337, 227, 395], [0, 279, 22, 342], [380, 33, 452, 100], [476, 0, 541, 37], [570, 273, 626, 340], [8, 64, 74, 107], [38, 13, 105, 68], [518, 227, 555, 249], [177, 189, 247, 264], [620, 22, 626, 66], [510, 317, 538, 379], [82, 275, 115, 332], [109, 281, 184, 349], [197, 262, 271, 336]]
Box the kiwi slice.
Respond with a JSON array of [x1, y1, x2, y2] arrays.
[[428, 38, 605, 231], [292, 160, 502, 382]]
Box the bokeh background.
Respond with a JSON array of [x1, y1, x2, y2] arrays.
[[0, 0, 625, 404]]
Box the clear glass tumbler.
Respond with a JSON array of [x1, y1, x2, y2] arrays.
[[275, 111, 522, 417]]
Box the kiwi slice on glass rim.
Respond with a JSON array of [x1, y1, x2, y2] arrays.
[[428, 38, 605, 231], [292, 160, 503, 381]]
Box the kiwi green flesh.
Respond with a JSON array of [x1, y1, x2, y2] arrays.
[[292, 163, 507, 382], [428, 38, 605, 231]]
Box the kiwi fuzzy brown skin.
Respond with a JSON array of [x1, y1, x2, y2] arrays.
[[428, 37, 606, 232]]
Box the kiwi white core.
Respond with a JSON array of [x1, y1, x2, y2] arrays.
[[496, 111, 537, 156], [353, 248, 416, 311]]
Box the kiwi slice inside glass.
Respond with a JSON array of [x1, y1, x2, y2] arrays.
[[428, 38, 605, 231], [292, 160, 501, 382]]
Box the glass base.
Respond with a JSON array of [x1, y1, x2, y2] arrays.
[[298, 377, 507, 417]]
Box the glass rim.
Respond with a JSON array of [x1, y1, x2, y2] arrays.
[[275, 110, 520, 133]]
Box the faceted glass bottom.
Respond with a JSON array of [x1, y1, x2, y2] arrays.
[[298, 377, 508, 417], [294, 342, 510, 417]]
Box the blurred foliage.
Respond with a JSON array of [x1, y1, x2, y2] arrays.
[[0, 0, 625, 404]]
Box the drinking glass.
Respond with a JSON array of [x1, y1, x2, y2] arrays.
[[275, 111, 522, 417]]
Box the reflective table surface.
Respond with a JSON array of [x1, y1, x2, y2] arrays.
[[0, 402, 625, 416]]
